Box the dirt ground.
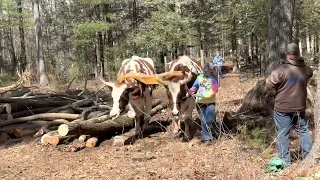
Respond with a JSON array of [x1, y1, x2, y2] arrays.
[[0, 62, 317, 179]]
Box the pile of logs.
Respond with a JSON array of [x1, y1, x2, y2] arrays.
[[0, 87, 168, 151]]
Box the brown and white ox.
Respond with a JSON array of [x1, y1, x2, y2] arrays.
[[156, 56, 202, 141], [100, 56, 156, 138]]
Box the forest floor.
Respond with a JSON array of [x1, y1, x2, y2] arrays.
[[0, 61, 319, 180]]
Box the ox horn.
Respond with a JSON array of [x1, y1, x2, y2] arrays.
[[99, 77, 115, 88], [155, 72, 172, 86], [179, 71, 192, 85]]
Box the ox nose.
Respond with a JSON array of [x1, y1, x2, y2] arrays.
[[171, 109, 179, 116]]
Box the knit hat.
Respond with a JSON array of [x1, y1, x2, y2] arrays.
[[204, 62, 215, 72], [286, 43, 300, 56]]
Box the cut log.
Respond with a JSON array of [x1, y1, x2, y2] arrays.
[[0, 131, 9, 142], [12, 128, 38, 138], [0, 107, 56, 120], [5, 104, 12, 114], [33, 119, 69, 137], [47, 99, 94, 113], [78, 135, 90, 143], [41, 131, 76, 146], [0, 106, 5, 114], [58, 102, 168, 137], [0, 97, 74, 107], [0, 113, 80, 127], [7, 114, 13, 120], [41, 131, 59, 144], [85, 137, 98, 148]]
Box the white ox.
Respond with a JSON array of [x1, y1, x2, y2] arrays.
[[100, 56, 156, 138], [156, 56, 203, 141]]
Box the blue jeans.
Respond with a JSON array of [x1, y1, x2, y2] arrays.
[[274, 110, 312, 165], [197, 103, 215, 141], [216, 64, 223, 77]]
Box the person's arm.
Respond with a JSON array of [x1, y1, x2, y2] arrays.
[[196, 77, 218, 98], [189, 75, 200, 94], [213, 57, 217, 64], [266, 70, 282, 90]]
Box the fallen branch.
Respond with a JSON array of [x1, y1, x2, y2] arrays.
[[0, 107, 57, 120], [0, 80, 23, 92], [47, 99, 94, 113], [0, 113, 80, 127]]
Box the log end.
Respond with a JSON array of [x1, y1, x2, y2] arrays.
[[85, 137, 98, 148], [41, 134, 60, 146], [58, 124, 69, 136], [78, 135, 90, 143]]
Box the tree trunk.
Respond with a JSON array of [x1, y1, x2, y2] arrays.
[[266, 0, 294, 76], [33, 0, 48, 87], [17, 0, 27, 73], [241, 0, 295, 115], [5, 26, 17, 75], [299, 60, 320, 168]]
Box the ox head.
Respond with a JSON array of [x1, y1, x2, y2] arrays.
[[156, 66, 194, 116], [99, 77, 144, 118]]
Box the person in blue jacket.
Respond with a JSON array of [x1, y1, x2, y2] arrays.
[[213, 51, 224, 78], [189, 62, 219, 143]]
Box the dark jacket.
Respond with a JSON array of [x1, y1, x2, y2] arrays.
[[266, 56, 313, 113]]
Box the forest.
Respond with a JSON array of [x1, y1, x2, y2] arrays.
[[0, 0, 320, 179]]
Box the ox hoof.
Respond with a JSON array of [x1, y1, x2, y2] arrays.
[[112, 136, 127, 146]]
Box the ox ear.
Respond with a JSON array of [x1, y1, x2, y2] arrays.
[[99, 77, 115, 89]]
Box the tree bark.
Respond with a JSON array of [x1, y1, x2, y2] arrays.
[[16, 0, 27, 73], [266, 0, 294, 76], [33, 0, 48, 87], [299, 62, 320, 167]]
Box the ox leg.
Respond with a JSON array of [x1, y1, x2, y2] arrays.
[[181, 114, 193, 142], [142, 88, 152, 131], [127, 103, 136, 118], [172, 117, 180, 138], [134, 114, 144, 139]]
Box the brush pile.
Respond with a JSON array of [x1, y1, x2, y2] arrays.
[[0, 83, 168, 151]]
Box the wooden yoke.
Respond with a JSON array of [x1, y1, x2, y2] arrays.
[[117, 71, 184, 85]]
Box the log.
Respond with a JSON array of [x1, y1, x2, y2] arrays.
[[0, 97, 74, 107], [0, 80, 23, 92], [33, 119, 69, 137], [47, 99, 94, 113], [0, 131, 9, 142], [0, 107, 57, 120], [5, 104, 12, 114], [0, 113, 80, 127], [41, 131, 76, 146], [58, 102, 168, 136], [12, 128, 37, 138], [78, 135, 90, 143], [0, 88, 30, 98], [7, 114, 13, 120], [85, 137, 98, 147]]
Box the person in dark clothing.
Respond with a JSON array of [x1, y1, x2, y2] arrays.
[[266, 43, 313, 165]]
